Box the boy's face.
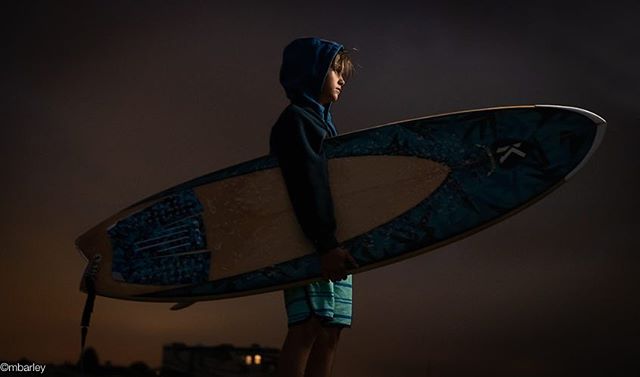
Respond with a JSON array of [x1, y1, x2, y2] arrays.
[[319, 68, 345, 105]]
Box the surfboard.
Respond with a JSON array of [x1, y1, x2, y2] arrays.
[[76, 104, 606, 308]]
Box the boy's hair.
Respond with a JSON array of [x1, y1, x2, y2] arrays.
[[331, 49, 355, 81]]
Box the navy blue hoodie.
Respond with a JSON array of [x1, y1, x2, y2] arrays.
[[269, 37, 343, 254]]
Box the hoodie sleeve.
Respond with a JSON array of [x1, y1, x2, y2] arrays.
[[270, 108, 339, 254]]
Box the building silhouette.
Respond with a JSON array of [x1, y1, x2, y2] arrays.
[[160, 342, 279, 377]]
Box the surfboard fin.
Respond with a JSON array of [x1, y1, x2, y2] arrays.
[[170, 301, 197, 311]]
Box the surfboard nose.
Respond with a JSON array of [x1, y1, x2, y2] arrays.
[[535, 105, 606, 181], [536, 104, 606, 125]]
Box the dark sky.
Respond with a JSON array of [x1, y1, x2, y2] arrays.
[[2, 1, 639, 376]]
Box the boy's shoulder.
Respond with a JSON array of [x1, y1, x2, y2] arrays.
[[275, 104, 320, 128], [280, 103, 310, 118]]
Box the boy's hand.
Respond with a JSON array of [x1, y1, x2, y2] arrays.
[[320, 246, 359, 282]]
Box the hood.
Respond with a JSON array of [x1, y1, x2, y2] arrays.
[[279, 37, 343, 137]]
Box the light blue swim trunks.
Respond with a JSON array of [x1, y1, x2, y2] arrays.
[[284, 274, 353, 328]]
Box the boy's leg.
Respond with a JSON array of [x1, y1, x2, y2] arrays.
[[278, 316, 323, 377], [280, 276, 351, 377], [303, 326, 342, 377]]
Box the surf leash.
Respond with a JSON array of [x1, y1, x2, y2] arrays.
[[80, 274, 96, 375]]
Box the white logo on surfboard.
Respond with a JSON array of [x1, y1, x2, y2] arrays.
[[496, 143, 527, 164]]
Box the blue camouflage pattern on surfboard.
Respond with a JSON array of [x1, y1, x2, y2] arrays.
[[111, 105, 605, 300]]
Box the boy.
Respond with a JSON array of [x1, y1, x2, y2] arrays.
[[269, 37, 358, 377]]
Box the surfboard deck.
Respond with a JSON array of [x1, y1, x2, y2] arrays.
[[76, 104, 606, 305]]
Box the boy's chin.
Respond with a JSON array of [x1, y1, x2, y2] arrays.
[[319, 95, 339, 105]]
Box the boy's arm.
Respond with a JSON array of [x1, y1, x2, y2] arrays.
[[271, 111, 339, 254]]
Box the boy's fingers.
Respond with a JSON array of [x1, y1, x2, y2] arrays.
[[332, 273, 346, 282], [346, 253, 359, 269]]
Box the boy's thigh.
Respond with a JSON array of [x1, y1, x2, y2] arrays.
[[287, 315, 323, 337]]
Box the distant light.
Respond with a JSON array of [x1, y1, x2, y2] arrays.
[[245, 355, 252, 365], [254, 354, 262, 365]]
